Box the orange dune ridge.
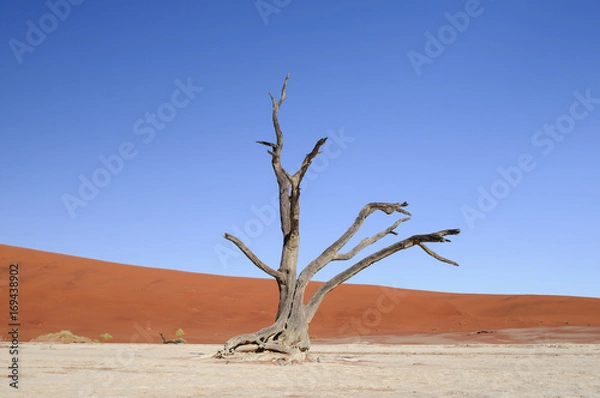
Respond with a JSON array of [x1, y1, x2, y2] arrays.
[[1, 244, 599, 344]]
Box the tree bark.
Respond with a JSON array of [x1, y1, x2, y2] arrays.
[[215, 75, 460, 361]]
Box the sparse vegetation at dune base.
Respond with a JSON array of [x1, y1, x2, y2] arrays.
[[175, 328, 187, 343], [160, 329, 187, 344], [31, 330, 92, 344]]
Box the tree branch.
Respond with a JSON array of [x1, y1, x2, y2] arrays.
[[224, 233, 283, 280], [298, 202, 411, 285], [267, 73, 290, 153], [259, 74, 293, 236], [256, 140, 276, 150], [159, 332, 185, 344], [293, 137, 328, 184], [305, 229, 460, 322], [333, 217, 411, 261], [417, 243, 459, 266]]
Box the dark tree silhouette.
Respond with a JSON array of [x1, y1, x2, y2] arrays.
[[216, 74, 460, 361]]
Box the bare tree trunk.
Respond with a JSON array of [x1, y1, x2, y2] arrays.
[[215, 74, 460, 361]]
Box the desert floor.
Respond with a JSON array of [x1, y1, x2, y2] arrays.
[[10, 342, 600, 397]]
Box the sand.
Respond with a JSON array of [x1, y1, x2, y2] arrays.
[[1, 244, 600, 395], [1, 244, 599, 345], [11, 342, 600, 397]]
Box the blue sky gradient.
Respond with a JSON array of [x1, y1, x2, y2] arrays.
[[1, 0, 599, 297]]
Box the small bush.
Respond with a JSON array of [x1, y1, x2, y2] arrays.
[[100, 333, 113, 341], [175, 328, 185, 337]]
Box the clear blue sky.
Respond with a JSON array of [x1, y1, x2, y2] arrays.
[[1, 0, 599, 298]]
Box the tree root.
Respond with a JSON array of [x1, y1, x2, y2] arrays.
[[214, 326, 307, 363], [215, 345, 306, 364]]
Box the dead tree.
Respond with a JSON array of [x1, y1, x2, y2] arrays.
[[159, 332, 185, 344], [216, 74, 459, 360]]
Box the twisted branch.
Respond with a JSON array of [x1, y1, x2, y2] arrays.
[[267, 73, 290, 152], [417, 242, 459, 266], [224, 233, 283, 280], [298, 202, 411, 285], [305, 229, 460, 322], [333, 217, 411, 261], [258, 74, 293, 236], [293, 137, 328, 183]]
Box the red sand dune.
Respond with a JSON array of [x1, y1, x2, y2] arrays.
[[1, 244, 599, 344]]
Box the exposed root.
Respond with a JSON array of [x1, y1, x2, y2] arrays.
[[214, 326, 308, 363], [214, 345, 306, 364]]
